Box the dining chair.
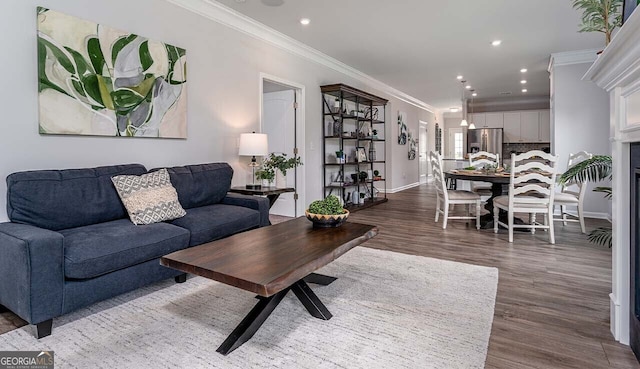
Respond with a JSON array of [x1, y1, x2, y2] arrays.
[[554, 151, 593, 234], [430, 151, 481, 230], [468, 151, 500, 192], [493, 151, 559, 244]]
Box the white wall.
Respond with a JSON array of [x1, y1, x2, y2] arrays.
[[550, 60, 611, 218], [0, 0, 434, 221]]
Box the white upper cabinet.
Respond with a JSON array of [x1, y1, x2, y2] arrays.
[[469, 113, 486, 127], [485, 113, 504, 128], [538, 111, 551, 142], [520, 111, 540, 142], [503, 112, 521, 143]]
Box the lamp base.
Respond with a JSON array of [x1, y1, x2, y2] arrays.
[[246, 184, 262, 190]]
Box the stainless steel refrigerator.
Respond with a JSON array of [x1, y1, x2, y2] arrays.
[[466, 128, 503, 163]]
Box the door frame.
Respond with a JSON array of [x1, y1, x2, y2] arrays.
[[419, 120, 429, 183], [259, 73, 306, 217]]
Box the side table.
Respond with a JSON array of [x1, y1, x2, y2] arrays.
[[229, 186, 295, 209]]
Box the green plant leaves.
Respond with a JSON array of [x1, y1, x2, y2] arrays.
[[588, 227, 612, 248], [559, 155, 612, 185], [139, 41, 154, 72], [87, 37, 105, 75], [111, 35, 137, 65]]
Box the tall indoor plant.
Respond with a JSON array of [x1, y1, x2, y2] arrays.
[[571, 0, 624, 45], [559, 155, 612, 247]]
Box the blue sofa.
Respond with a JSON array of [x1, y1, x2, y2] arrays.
[[0, 162, 269, 338]]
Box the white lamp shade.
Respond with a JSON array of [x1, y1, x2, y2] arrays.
[[460, 119, 468, 127], [468, 122, 476, 129], [239, 133, 268, 156]]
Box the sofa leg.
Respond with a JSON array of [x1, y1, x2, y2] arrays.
[[35, 319, 53, 339], [175, 273, 187, 283]]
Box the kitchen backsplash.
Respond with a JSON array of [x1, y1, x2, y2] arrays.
[[503, 142, 551, 156]]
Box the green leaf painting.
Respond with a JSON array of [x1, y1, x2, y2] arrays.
[[37, 8, 187, 138]]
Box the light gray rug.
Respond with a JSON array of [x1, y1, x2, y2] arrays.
[[0, 247, 498, 369]]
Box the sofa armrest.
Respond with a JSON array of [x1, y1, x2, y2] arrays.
[[221, 193, 270, 227], [0, 222, 64, 324]]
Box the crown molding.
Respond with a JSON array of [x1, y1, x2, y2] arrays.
[[165, 0, 434, 112], [547, 48, 601, 72], [584, 10, 640, 91]]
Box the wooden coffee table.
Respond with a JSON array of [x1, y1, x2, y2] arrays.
[[160, 217, 378, 355]]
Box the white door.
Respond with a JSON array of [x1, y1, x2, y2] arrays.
[[419, 122, 428, 183], [263, 89, 296, 217]]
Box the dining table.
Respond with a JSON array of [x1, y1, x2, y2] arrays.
[[444, 169, 526, 230]]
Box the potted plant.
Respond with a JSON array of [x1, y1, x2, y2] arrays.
[[305, 195, 349, 228], [559, 155, 612, 247], [571, 0, 623, 45], [257, 153, 303, 187]]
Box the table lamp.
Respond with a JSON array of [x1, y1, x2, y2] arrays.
[[239, 132, 268, 189]]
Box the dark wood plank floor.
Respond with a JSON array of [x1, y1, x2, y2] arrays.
[[346, 183, 639, 369], [1, 183, 636, 368]]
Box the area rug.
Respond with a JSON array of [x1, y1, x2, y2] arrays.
[[0, 247, 498, 369]]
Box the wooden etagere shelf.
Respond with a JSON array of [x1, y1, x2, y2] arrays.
[[321, 84, 389, 212]]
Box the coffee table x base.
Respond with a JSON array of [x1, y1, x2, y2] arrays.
[[217, 272, 337, 355]]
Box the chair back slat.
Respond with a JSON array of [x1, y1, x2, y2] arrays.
[[469, 151, 499, 168], [508, 151, 558, 206], [429, 151, 448, 200]]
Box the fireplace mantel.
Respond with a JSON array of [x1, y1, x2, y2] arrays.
[[585, 9, 640, 344]]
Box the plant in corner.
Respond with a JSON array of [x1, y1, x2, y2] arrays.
[[559, 155, 612, 247], [571, 0, 623, 45]]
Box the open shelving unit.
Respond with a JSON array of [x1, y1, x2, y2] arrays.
[[321, 84, 388, 212]]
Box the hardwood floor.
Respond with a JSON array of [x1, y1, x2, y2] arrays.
[[1, 184, 636, 368], [346, 183, 639, 369]]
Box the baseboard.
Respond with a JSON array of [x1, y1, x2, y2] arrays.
[[610, 293, 629, 344], [380, 182, 421, 194]]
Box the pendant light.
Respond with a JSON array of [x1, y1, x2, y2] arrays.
[[468, 89, 476, 130], [460, 80, 468, 127]]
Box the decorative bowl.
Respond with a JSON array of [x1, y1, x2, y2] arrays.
[[305, 209, 350, 228]]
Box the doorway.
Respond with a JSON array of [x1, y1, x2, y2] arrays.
[[260, 74, 305, 218], [419, 121, 429, 183], [447, 128, 464, 159]]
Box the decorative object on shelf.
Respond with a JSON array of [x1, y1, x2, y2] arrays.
[[571, 0, 623, 45], [336, 150, 345, 163], [369, 144, 377, 161], [239, 132, 269, 189], [305, 195, 349, 228], [372, 129, 378, 139], [333, 119, 342, 138], [255, 152, 303, 188], [364, 107, 379, 120], [373, 169, 381, 181], [398, 111, 408, 145], [37, 7, 187, 138], [332, 98, 341, 113], [408, 131, 417, 160], [356, 147, 368, 162]]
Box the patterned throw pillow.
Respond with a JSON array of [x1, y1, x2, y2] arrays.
[[111, 168, 186, 225]]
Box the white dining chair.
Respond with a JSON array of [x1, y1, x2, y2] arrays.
[[468, 151, 500, 193], [493, 151, 559, 244], [430, 151, 481, 230], [554, 151, 593, 234]]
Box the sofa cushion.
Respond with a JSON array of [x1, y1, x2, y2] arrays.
[[170, 204, 260, 246], [161, 163, 233, 209], [60, 219, 190, 279], [112, 168, 186, 225], [7, 164, 147, 231]]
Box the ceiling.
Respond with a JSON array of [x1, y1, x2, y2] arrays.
[[215, 0, 605, 110]]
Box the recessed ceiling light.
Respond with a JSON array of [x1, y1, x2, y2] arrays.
[[472, 92, 478, 97], [465, 85, 471, 89], [491, 40, 502, 47], [456, 75, 463, 80], [520, 80, 527, 84], [522, 89, 528, 93], [300, 18, 310, 25], [520, 68, 528, 73], [450, 108, 459, 113]]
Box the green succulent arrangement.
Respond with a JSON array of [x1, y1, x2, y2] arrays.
[[255, 153, 303, 182], [308, 195, 346, 215]]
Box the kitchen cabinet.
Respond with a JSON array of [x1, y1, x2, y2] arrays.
[[539, 111, 551, 142], [503, 112, 521, 143], [485, 113, 504, 128], [467, 110, 550, 142], [520, 111, 540, 142], [468, 113, 486, 127]]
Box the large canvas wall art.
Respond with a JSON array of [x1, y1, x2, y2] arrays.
[[37, 8, 187, 138], [397, 111, 407, 145]]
